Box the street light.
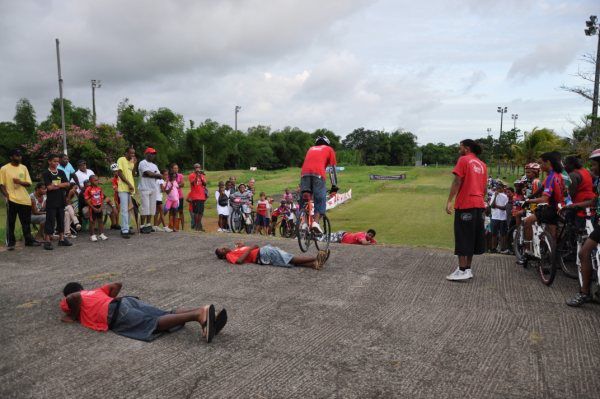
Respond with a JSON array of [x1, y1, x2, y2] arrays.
[[91, 79, 102, 127], [486, 128, 492, 135], [511, 114, 519, 130], [497, 106, 508, 135], [235, 105, 241, 131], [585, 15, 599, 130]]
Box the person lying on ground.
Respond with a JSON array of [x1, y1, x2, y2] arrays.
[[215, 243, 329, 270], [60, 282, 227, 343], [320, 229, 377, 245]]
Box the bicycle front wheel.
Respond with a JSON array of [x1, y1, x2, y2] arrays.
[[315, 215, 331, 252], [297, 209, 311, 252], [229, 209, 243, 233], [537, 229, 557, 286], [556, 229, 579, 279]]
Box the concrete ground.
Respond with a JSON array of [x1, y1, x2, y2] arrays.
[[1, 230, 599, 399]]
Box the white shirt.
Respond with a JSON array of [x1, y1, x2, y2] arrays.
[[138, 160, 160, 191], [156, 179, 165, 201], [489, 192, 508, 221], [75, 169, 95, 189]]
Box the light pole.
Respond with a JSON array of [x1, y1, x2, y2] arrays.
[[486, 127, 492, 136], [91, 79, 101, 127], [511, 114, 519, 130], [235, 105, 241, 132], [55, 38, 67, 155], [585, 15, 599, 131], [497, 106, 508, 135]]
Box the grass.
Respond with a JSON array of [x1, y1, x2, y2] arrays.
[[1, 165, 516, 249]]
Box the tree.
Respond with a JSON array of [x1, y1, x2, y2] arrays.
[[0, 122, 24, 165], [38, 98, 93, 131], [511, 127, 564, 165], [14, 98, 37, 141], [389, 131, 417, 165]]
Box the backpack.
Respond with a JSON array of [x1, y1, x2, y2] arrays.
[[218, 192, 228, 207]]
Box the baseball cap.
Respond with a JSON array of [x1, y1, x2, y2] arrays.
[[193, 163, 201, 168], [144, 147, 157, 154]]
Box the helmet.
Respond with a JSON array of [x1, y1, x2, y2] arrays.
[[525, 162, 540, 171], [315, 136, 331, 146], [110, 163, 118, 171], [590, 149, 600, 160]]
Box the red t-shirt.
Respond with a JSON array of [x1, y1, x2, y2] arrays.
[[188, 172, 207, 201], [256, 200, 268, 216], [59, 285, 113, 331], [452, 153, 487, 209], [341, 232, 377, 245], [84, 186, 104, 207], [225, 246, 260, 264], [301, 145, 337, 180]]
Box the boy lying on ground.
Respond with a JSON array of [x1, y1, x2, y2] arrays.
[[60, 282, 226, 343], [320, 229, 377, 245], [215, 243, 329, 270]]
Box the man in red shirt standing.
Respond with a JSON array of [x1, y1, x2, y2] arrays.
[[188, 163, 207, 231], [300, 136, 339, 233], [60, 281, 227, 343], [445, 139, 487, 281]]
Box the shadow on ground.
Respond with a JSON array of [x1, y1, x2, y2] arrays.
[[1, 231, 599, 398]]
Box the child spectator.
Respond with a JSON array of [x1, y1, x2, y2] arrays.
[[64, 182, 81, 238], [254, 192, 270, 235], [153, 169, 169, 232], [84, 175, 108, 242], [41, 153, 73, 250], [215, 181, 230, 232], [165, 172, 180, 232], [170, 163, 186, 231], [270, 200, 289, 236], [489, 184, 509, 253], [30, 182, 47, 240], [188, 163, 207, 232]]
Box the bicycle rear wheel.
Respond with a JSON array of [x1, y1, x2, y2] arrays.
[[513, 226, 525, 264], [244, 211, 255, 234], [556, 229, 579, 279], [314, 215, 331, 252], [297, 209, 311, 252], [537, 229, 557, 286], [229, 209, 243, 233]]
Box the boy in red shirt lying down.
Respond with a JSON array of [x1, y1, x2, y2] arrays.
[[215, 243, 329, 270]]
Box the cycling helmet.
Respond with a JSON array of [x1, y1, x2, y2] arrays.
[[525, 162, 541, 171], [590, 149, 600, 160], [110, 163, 118, 171], [315, 136, 331, 146]]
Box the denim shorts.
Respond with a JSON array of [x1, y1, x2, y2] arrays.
[[300, 175, 327, 215], [107, 297, 181, 342], [259, 245, 294, 268]]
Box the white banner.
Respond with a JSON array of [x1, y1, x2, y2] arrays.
[[326, 189, 352, 210]]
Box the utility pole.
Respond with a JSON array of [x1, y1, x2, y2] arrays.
[[585, 15, 599, 131], [202, 144, 205, 170], [55, 38, 67, 155], [511, 114, 519, 130], [91, 79, 102, 126], [235, 105, 241, 131]]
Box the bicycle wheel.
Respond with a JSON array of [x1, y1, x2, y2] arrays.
[[537, 228, 557, 286], [556, 228, 579, 279], [244, 211, 255, 234], [229, 209, 243, 233], [314, 215, 331, 252], [513, 226, 525, 264], [286, 220, 296, 238], [296, 209, 311, 252]]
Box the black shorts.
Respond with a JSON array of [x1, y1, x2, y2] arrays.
[[89, 208, 102, 222], [536, 206, 559, 225], [178, 198, 184, 211], [454, 208, 485, 257], [192, 200, 205, 215], [490, 219, 507, 236]]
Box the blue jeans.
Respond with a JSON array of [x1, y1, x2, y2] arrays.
[[300, 175, 327, 215], [118, 191, 131, 233]]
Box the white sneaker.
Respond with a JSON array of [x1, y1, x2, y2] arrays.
[[90, 235, 98, 242], [163, 226, 173, 232], [153, 226, 164, 232], [99, 233, 108, 241], [446, 268, 470, 281], [217, 228, 224, 233], [465, 269, 473, 279], [311, 221, 323, 233]]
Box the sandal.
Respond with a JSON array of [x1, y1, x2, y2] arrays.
[[315, 250, 328, 270], [202, 305, 216, 343], [215, 309, 228, 335]]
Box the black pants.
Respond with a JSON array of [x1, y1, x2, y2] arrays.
[[45, 206, 65, 235], [6, 201, 34, 245]]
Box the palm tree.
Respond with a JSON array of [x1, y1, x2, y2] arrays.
[[511, 127, 564, 164]]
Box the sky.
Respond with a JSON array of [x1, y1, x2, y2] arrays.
[[0, 0, 598, 144]]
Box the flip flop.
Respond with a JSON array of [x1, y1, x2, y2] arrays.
[[205, 305, 216, 343], [215, 309, 228, 336], [316, 250, 328, 269]]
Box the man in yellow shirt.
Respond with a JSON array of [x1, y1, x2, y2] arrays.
[[0, 149, 41, 250], [116, 147, 136, 239]]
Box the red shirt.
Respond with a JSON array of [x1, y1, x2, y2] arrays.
[[573, 168, 595, 216], [59, 285, 113, 331], [225, 246, 260, 264], [301, 145, 337, 180], [188, 172, 207, 201], [341, 232, 377, 245], [543, 171, 565, 209], [84, 186, 104, 207], [452, 153, 487, 209], [256, 200, 268, 216]]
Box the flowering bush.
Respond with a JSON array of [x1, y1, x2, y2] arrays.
[[24, 124, 127, 179]]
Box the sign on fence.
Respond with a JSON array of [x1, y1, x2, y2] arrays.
[[369, 174, 406, 180], [326, 189, 352, 210]]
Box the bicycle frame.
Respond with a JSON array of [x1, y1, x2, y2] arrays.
[[576, 208, 600, 288]]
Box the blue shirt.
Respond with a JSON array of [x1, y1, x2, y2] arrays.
[[58, 162, 76, 181]]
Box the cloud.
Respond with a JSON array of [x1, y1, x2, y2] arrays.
[[460, 70, 486, 94], [507, 39, 583, 80]]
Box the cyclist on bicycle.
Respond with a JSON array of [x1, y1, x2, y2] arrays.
[[300, 136, 338, 233], [566, 149, 600, 306], [562, 155, 596, 229], [523, 152, 566, 256], [523, 163, 542, 198], [229, 183, 253, 206]]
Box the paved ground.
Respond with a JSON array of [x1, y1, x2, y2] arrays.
[[1, 231, 599, 399]]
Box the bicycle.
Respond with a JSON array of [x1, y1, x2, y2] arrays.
[[556, 208, 586, 279], [514, 202, 557, 286], [278, 211, 297, 238], [228, 198, 254, 234], [296, 192, 330, 253], [571, 208, 600, 298]]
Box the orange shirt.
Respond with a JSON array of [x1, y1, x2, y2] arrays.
[[60, 285, 113, 331], [225, 246, 260, 264]]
